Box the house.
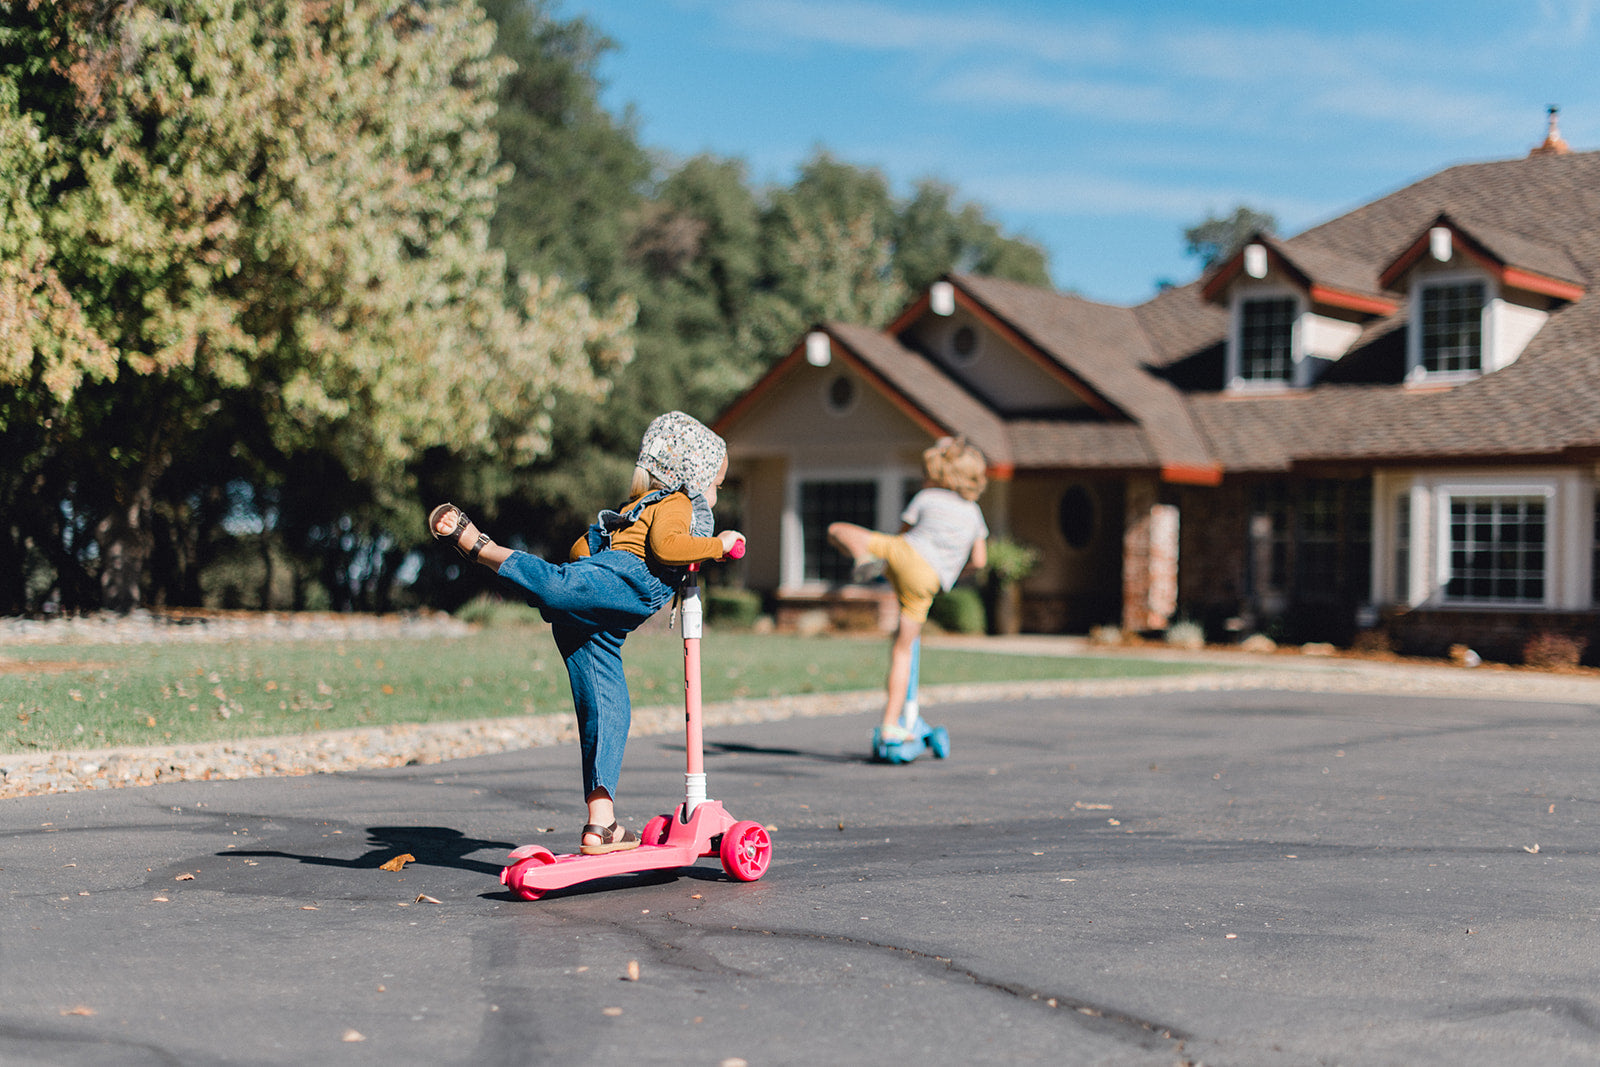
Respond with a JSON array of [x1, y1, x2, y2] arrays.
[[714, 115, 1600, 663]]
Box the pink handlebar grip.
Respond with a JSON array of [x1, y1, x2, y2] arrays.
[[726, 537, 746, 560]]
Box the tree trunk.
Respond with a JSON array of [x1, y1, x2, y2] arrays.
[[96, 488, 154, 614]]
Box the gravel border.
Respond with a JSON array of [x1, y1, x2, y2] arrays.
[[7, 612, 1600, 800]]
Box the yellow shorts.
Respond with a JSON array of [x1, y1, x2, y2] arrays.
[[866, 533, 941, 623]]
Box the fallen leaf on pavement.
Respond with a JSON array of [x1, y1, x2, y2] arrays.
[[61, 1006, 95, 1016], [414, 893, 441, 904], [342, 1029, 365, 1042], [1524, 844, 1541, 854], [626, 960, 640, 981], [380, 854, 416, 872], [175, 873, 195, 881]]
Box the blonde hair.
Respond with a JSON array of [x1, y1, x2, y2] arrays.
[[629, 465, 663, 498], [923, 436, 987, 501]]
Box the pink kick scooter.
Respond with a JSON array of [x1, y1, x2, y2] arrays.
[[500, 541, 772, 900]]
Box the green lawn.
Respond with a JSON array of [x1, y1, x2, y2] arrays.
[[0, 625, 1215, 753]]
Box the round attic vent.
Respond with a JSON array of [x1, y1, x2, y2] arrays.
[[951, 325, 979, 363]]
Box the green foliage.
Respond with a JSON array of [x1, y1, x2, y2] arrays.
[[706, 587, 764, 628], [984, 538, 1042, 586], [0, 0, 632, 611], [454, 593, 545, 629], [929, 585, 986, 635], [1183, 205, 1278, 268]]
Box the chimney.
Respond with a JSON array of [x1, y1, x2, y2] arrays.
[[1529, 104, 1571, 156]]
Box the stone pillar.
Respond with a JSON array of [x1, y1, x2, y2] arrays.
[[1123, 475, 1179, 633]]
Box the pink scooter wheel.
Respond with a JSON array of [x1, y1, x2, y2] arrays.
[[503, 849, 556, 901], [640, 814, 672, 846], [718, 820, 772, 882]]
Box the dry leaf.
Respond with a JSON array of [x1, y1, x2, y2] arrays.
[[1524, 844, 1541, 854], [301, 905, 319, 911], [626, 960, 640, 981], [414, 894, 441, 904], [175, 873, 195, 881], [151, 896, 169, 903], [380, 853, 416, 872], [61, 1006, 95, 1016], [342, 1029, 365, 1042], [1074, 802, 1113, 810], [602, 1007, 623, 1017]]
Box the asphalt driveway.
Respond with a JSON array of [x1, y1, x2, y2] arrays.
[[6, 674, 1600, 1065]]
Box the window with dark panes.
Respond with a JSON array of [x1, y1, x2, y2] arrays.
[[800, 480, 877, 583], [1420, 282, 1484, 374], [1445, 496, 1545, 603], [1240, 297, 1295, 383]]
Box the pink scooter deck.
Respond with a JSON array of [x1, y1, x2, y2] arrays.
[[501, 801, 772, 900]]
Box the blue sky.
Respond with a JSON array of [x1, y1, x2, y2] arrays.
[[553, 0, 1600, 306]]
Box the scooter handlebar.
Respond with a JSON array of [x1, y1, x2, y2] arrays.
[[726, 537, 746, 560]]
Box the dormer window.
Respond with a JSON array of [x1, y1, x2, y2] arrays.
[[1383, 215, 1584, 385], [1239, 296, 1295, 384], [1418, 280, 1485, 376]]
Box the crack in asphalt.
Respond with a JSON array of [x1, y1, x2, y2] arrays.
[[648, 911, 1194, 1055]]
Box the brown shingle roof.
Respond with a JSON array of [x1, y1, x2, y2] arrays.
[[823, 321, 1014, 468], [950, 274, 1217, 474]]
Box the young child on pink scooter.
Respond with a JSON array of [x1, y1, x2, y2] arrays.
[[828, 435, 989, 743], [430, 412, 742, 855]]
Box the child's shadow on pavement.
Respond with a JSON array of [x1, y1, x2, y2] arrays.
[[225, 825, 518, 876]]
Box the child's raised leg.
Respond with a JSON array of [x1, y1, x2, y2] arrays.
[[828, 521, 885, 582]]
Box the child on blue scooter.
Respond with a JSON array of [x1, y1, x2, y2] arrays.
[[828, 435, 989, 745]]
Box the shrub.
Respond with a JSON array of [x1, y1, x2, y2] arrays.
[[1164, 620, 1205, 650], [455, 594, 544, 628], [1523, 631, 1587, 670], [929, 586, 986, 634], [706, 587, 763, 628], [1350, 628, 1395, 656], [984, 538, 1042, 585]]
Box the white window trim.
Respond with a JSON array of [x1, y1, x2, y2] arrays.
[[1227, 286, 1304, 392], [1433, 480, 1554, 609], [1406, 270, 1493, 385], [781, 463, 918, 591]]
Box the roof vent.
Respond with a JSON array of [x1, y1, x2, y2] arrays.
[[1529, 104, 1571, 156]]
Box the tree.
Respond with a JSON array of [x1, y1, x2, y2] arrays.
[[893, 179, 1051, 294], [1183, 205, 1278, 269], [0, 1, 632, 612]]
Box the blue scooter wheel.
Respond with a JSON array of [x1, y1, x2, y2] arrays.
[[928, 726, 951, 759]]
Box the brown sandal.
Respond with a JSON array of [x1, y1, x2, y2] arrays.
[[429, 502, 491, 562], [580, 821, 641, 855]]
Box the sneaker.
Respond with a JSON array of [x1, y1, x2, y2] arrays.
[[851, 556, 886, 583], [878, 724, 916, 744]]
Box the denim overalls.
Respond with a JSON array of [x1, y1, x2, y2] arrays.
[[494, 489, 704, 798]]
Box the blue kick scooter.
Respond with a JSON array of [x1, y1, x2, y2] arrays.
[[870, 638, 951, 764]]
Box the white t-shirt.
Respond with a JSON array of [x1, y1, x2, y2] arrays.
[[900, 488, 989, 590]]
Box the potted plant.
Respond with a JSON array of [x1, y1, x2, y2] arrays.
[[983, 537, 1041, 636]]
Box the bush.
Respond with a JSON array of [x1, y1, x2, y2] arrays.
[[929, 586, 986, 634], [706, 587, 763, 628], [1164, 620, 1205, 650], [1523, 631, 1587, 670], [984, 538, 1042, 585], [1349, 628, 1395, 656], [454, 594, 544, 628]]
